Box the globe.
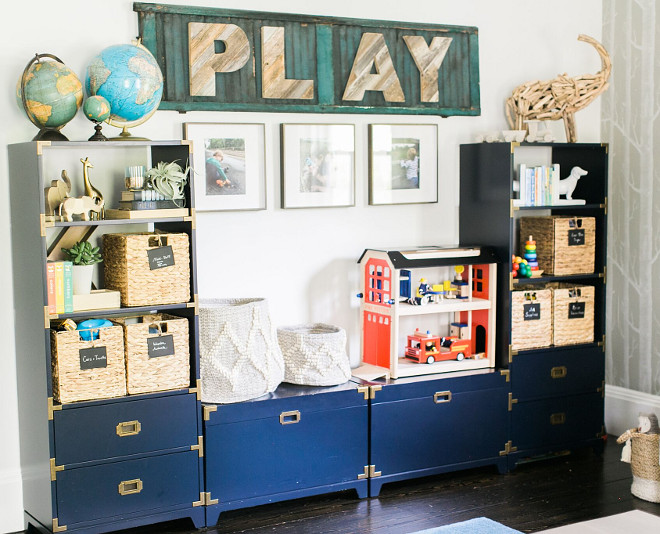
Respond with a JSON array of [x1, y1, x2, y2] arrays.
[[85, 42, 163, 138], [83, 95, 111, 123], [16, 54, 83, 140]]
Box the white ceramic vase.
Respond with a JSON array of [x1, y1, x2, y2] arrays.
[[72, 264, 94, 295]]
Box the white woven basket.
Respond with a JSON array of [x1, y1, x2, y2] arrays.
[[277, 323, 351, 386], [199, 298, 284, 403]]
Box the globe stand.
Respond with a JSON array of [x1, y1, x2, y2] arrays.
[[33, 128, 69, 142], [110, 125, 151, 142], [88, 122, 108, 142]]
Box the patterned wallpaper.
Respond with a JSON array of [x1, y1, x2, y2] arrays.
[[602, 0, 660, 394]]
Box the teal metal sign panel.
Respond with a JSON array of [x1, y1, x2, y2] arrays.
[[134, 2, 480, 116]]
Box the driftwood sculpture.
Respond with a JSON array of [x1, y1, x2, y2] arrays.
[[505, 35, 612, 143]]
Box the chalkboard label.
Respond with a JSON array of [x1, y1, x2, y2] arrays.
[[147, 335, 175, 358], [79, 346, 108, 370], [568, 302, 586, 319], [568, 229, 586, 246], [147, 246, 175, 270], [523, 303, 541, 321]]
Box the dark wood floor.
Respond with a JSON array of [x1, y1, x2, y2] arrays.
[[23, 436, 660, 534]]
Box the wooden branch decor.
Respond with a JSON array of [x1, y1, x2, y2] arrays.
[[505, 35, 611, 143]]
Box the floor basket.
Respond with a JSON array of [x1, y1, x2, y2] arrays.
[[277, 323, 351, 386], [618, 429, 660, 503], [199, 298, 284, 403]]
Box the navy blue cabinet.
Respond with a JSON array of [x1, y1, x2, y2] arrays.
[[203, 382, 368, 527], [360, 370, 509, 496], [459, 142, 607, 468], [9, 141, 205, 534]]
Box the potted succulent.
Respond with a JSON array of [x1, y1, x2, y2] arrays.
[[61, 241, 103, 295]]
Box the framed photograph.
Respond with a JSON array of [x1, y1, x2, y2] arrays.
[[368, 124, 438, 205], [183, 122, 266, 211], [281, 123, 355, 208]]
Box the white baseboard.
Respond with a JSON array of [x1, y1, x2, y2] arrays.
[[0, 468, 24, 534], [605, 384, 660, 437]]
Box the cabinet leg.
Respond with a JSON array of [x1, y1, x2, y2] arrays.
[[355, 481, 368, 499], [369, 478, 385, 497]]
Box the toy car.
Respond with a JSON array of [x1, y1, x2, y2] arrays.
[[405, 329, 471, 364]]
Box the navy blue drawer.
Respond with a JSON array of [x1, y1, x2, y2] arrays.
[[371, 377, 509, 475], [511, 392, 603, 451], [204, 384, 367, 504], [56, 450, 201, 527], [511, 346, 604, 401], [53, 393, 199, 465]]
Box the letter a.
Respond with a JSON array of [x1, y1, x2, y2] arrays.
[[403, 35, 452, 102], [342, 33, 404, 102], [261, 26, 314, 99], [189, 22, 251, 97]]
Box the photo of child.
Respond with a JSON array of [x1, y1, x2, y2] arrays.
[[204, 138, 247, 196], [390, 138, 421, 190]]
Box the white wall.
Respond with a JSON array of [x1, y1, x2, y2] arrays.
[[0, 1, 602, 531]]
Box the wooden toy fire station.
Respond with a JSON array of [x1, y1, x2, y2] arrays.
[[357, 246, 498, 378]]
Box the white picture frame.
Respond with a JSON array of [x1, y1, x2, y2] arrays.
[[183, 122, 266, 211], [280, 123, 355, 209], [368, 124, 438, 205]]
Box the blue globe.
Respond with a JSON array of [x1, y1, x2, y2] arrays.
[[85, 42, 163, 131]]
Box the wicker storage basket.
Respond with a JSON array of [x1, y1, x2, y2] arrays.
[[511, 285, 553, 350], [277, 324, 351, 386], [618, 430, 660, 503], [114, 314, 190, 394], [102, 232, 190, 307], [51, 325, 126, 403], [519, 216, 595, 275], [551, 284, 595, 346], [199, 298, 284, 404]]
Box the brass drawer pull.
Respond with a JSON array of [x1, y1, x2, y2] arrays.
[[550, 366, 567, 379], [118, 479, 143, 495], [279, 410, 301, 425], [433, 391, 452, 404], [550, 412, 566, 425], [116, 420, 141, 437]]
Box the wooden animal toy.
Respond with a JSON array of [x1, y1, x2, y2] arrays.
[[81, 157, 104, 219], [557, 166, 588, 200], [505, 35, 611, 142], [44, 169, 72, 219], [59, 195, 105, 222]]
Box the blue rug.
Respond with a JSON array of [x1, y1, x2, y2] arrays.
[[412, 517, 522, 534]]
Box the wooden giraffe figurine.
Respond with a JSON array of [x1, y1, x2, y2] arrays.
[[81, 157, 104, 220]]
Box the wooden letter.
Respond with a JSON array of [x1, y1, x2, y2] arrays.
[[189, 22, 250, 97], [403, 35, 452, 102], [261, 26, 314, 100], [342, 33, 404, 102]]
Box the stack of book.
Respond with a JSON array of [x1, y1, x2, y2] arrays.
[[46, 261, 73, 314], [517, 163, 560, 206], [105, 190, 188, 219]]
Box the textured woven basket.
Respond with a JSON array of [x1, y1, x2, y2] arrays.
[[114, 313, 190, 394], [51, 325, 126, 403], [199, 298, 284, 403], [278, 323, 351, 386], [102, 232, 190, 307], [511, 285, 553, 350], [519, 216, 595, 275], [551, 284, 595, 346], [618, 430, 660, 503]]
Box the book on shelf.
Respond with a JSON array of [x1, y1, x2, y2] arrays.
[[46, 262, 56, 314], [514, 163, 561, 207], [121, 189, 169, 202], [118, 199, 183, 210], [50, 261, 74, 314], [105, 207, 189, 219]]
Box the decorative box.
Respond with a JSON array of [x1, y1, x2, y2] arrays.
[[51, 325, 126, 403], [519, 216, 596, 275], [551, 284, 595, 346], [511, 285, 553, 350], [114, 313, 190, 394], [102, 232, 190, 307]]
